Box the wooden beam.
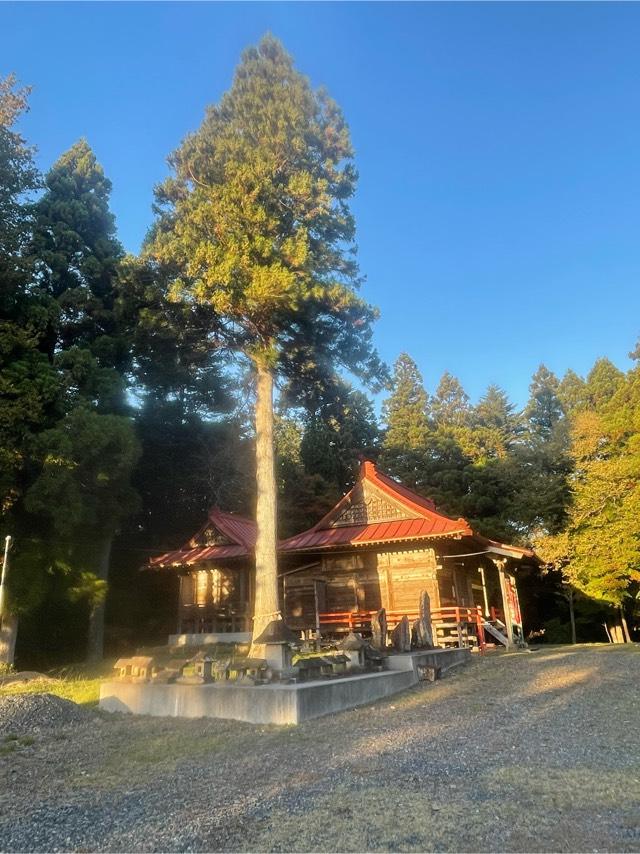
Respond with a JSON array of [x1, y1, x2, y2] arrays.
[[493, 558, 515, 649]]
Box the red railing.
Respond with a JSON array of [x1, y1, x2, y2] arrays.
[[489, 606, 505, 624], [318, 605, 487, 651]]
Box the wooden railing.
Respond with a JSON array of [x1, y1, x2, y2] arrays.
[[318, 605, 487, 651]]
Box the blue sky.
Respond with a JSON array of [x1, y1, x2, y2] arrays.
[[3, 2, 640, 407]]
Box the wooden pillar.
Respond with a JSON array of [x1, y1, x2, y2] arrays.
[[478, 566, 490, 617], [493, 558, 515, 650], [177, 575, 184, 634]]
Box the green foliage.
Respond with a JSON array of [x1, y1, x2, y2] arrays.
[[147, 35, 384, 390], [512, 364, 571, 536], [381, 353, 430, 484], [472, 384, 522, 459], [558, 369, 587, 415], [524, 364, 564, 442], [301, 385, 379, 493], [538, 392, 640, 606], [26, 406, 140, 538], [29, 139, 125, 368], [584, 358, 624, 412], [431, 371, 470, 427], [0, 75, 59, 517], [117, 257, 232, 414]]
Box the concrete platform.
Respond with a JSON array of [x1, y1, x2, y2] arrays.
[[99, 646, 471, 725], [386, 647, 471, 679], [99, 670, 416, 725], [168, 632, 251, 646]]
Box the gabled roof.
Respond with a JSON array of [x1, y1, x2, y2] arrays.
[[149, 460, 537, 568], [149, 508, 256, 568], [279, 460, 472, 553]]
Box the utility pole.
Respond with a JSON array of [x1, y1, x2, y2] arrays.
[[0, 535, 17, 667], [0, 535, 12, 623]]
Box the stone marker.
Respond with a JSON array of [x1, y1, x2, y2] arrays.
[[413, 590, 435, 648], [371, 608, 387, 650], [391, 615, 411, 653]]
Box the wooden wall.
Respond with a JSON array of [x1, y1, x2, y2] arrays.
[[283, 546, 440, 629]]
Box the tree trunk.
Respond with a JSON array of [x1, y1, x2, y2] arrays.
[[620, 607, 631, 643], [250, 362, 281, 652], [86, 536, 113, 663], [610, 622, 624, 644], [567, 588, 577, 645], [0, 613, 18, 667]]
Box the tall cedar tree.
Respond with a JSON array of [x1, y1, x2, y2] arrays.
[[512, 364, 571, 536], [0, 75, 58, 663], [26, 141, 138, 661], [147, 36, 384, 640], [300, 385, 379, 493], [431, 371, 470, 427], [558, 369, 587, 415], [381, 353, 429, 485]]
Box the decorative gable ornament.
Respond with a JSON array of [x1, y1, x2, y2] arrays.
[[188, 524, 233, 548], [330, 480, 412, 527]]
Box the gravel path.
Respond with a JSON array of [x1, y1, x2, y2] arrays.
[[0, 644, 638, 853]]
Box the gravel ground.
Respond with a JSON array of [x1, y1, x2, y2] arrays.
[[0, 644, 638, 853], [0, 694, 93, 736]]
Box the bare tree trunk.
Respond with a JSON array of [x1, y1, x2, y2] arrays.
[[0, 613, 18, 667], [86, 536, 113, 664], [250, 362, 281, 652], [610, 622, 624, 644], [620, 607, 631, 643], [567, 588, 577, 645]]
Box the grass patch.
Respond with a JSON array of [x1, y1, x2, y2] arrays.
[[0, 734, 35, 756], [0, 677, 102, 706]]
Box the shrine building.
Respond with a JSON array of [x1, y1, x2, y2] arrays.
[[149, 460, 538, 649]]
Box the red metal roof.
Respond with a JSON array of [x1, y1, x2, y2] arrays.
[[149, 508, 256, 567], [280, 460, 471, 553], [149, 461, 537, 567]]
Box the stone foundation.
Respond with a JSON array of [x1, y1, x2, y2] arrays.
[[99, 647, 471, 725], [168, 632, 251, 647]]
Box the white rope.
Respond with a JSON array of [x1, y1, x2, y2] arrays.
[[252, 610, 282, 622]]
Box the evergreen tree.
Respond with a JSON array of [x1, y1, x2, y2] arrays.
[[381, 353, 429, 482], [511, 364, 571, 537], [524, 364, 564, 441], [29, 139, 127, 386], [25, 407, 140, 661], [0, 76, 59, 663], [0, 75, 56, 516], [558, 369, 587, 415], [275, 414, 337, 536], [301, 384, 380, 495], [146, 36, 384, 639], [584, 358, 624, 412], [470, 384, 521, 461], [23, 140, 137, 659], [431, 371, 470, 427]]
